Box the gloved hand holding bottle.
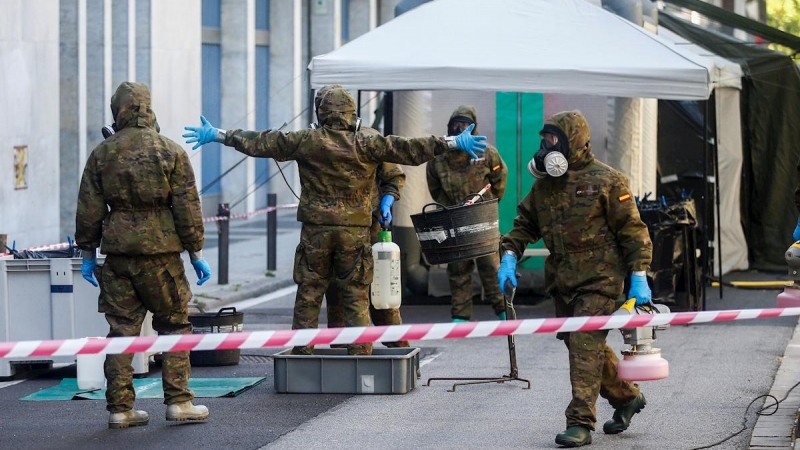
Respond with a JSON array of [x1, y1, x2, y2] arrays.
[[452, 124, 487, 159], [497, 252, 518, 295], [379, 194, 394, 226], [191, 258, 212, 286], [793, 215, 800, 241], [628, 271, 651, 305], [81, 254, 99, 287], [183, 116, 225, 150]]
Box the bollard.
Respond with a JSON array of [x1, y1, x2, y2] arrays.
[[267, 193, 276, 271], [218, 203, 230, 285]]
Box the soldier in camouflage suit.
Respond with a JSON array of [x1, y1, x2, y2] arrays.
[[499, 111, 652, 447], [76, 82, 211, 429], [427, 106, 508, 321], [326, 157, 410, 348], [183, 85, 487, 356]]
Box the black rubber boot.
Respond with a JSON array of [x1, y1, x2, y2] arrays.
[[603, 392, 646, 434], [555, 425, 592, 447]]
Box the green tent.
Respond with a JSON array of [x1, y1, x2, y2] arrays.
[[660, 11, 800, 271]]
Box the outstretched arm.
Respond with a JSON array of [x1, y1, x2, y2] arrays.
[[183, 115, 305, 161]]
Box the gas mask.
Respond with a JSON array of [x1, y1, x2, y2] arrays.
[[447, 117, 473, 137], [528, 125, 570, 178], [101, 123, 116, 139]]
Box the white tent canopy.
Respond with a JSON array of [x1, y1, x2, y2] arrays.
[[309, 0, 715, 100], [658, 28, 742, 90]]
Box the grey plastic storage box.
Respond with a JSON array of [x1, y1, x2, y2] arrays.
[[273, 347, 420, 394]]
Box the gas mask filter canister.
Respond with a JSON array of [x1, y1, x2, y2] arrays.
[[528, 125, 570, 178], [528, 151, 568, 178], [101, 124, 116, 139]]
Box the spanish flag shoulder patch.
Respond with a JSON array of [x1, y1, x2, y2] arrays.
[[618, 193, 632, 203], [492, 164, 501, 171]]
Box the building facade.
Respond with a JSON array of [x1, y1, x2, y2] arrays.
[[0, 0, 765, 250]]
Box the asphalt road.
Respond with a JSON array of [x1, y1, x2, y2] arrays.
[[0, 285, 795, 450]]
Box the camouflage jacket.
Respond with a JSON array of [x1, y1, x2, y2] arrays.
[[75, 82, 204, 256], [359, 126, 405, 213], [376, 163, 405, 211], [224, 87, 448, 227], [428, 105, 507, 206], [427, 146, 506, 206], [501, 112, 651, 302]]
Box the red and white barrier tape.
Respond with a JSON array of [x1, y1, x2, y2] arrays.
[[202, 203, 298, 223], [1, 307, 797, 358], [0, 203, 300, 256]]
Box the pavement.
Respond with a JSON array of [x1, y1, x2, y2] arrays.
[[186, 209, 800, 449], [185, 209, 302, 311]]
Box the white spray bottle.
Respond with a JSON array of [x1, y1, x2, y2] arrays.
[[371, 230, 402, 309]]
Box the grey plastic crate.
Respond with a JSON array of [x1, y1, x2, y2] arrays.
[[273, 347, 420, 394]]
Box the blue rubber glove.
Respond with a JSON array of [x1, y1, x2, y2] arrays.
[[81, 257, 98, 287], [628, 272, 651, 305], [182, 115, 222, 150], [379, 194, 395, 226], [191, 258, 212, 285], [497, 253, 518, 295], [793, 215, 800, 241], [454, 124, 487, 159]]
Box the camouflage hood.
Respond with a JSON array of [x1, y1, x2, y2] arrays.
[[447, 105, 478, 135], [111, 81, 159, 132], [544, 111, 593, 169], [315, 84, 358, 131]]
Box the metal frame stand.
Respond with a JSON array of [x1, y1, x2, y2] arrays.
[[425, 288, 531, 392]]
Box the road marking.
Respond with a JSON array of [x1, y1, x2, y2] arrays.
[[217, 286, 298, 312], [0, 379, 26, 389], [420, 350, 442, 368]]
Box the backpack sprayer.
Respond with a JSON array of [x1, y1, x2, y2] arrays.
[[613, 298, 671, 381]]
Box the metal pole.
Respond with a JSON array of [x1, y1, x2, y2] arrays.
[[384, 92, 393, 135], [267, 193, 277, 272], [712, 95, 723, 300], [218, 203, 230, 285], [516, 93, 522, 200], [702, 101, 709, 309]]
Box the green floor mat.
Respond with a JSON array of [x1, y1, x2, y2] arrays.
[[21, 377, 266, 401]]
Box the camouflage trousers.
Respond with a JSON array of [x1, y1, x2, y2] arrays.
[[97, 253, 194, 413], [448, 251, 505, 320], [327, 217, 409, 348], [292, 224, 373, 355], [555, 292, 639, 430]]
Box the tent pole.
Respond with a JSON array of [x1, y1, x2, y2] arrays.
[[384, 92, 393, 135], [516, 93, 522, 200], [712, 94, 723, 300], [702, 100, 709, 310]]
